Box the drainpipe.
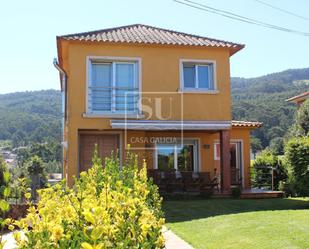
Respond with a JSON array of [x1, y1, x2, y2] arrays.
[[53, 58, 67, 181], [53, 58, 67, 92]]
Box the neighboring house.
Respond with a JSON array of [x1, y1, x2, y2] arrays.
[[55, 24, 261, 192], [286, 91, 309, 108]]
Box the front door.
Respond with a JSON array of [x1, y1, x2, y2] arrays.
[[79, 133, 120, 172]]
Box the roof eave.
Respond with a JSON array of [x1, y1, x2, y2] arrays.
[[286, 92, 309, 102], [232, 120, 263, 129], [229, 44, 245, 56], [56, 37, 245, 55]]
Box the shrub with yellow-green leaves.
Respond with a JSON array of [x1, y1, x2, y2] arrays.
[[1, 156, 11, 249], [11, 150, 165, 249]]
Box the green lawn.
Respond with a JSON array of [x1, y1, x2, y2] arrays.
[[163, 198, 309, 249]]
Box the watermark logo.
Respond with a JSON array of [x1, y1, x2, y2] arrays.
[[124, 92, 184, 150]]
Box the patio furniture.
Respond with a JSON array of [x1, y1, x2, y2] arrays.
[[165, 170, 183, 192], [148, 169, 220, 194], [199, 172, 219, 192], [147, 169, 167, 193], [182, 171, 201, 192]]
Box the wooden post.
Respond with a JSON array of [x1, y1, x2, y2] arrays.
[[220, 130, 231, 193], [271, 167, 274, 191]]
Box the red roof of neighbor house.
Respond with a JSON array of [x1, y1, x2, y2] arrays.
[[286, 91, 309, 103], [58, 24, 244, 55], [232, 120, 262, 128]]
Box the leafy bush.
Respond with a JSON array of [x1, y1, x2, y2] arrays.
[[278, 179, 296, 197], [26, 155, 47, 200], [11, 150, 165, 249], [0, 157, 10, 214], [45, 161, 62, 174], [285, 137, 309, 196], [0, 157, 10, 248], [251, 137, 263, 157], [294, 99, 309, 136], [269, 137, 284, 155], [252, 150, 287, 190]]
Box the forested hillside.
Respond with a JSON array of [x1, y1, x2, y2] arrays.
[[0, 68, 308, 150], [0, 90, 61, 147], [232, 68, 309, 148]]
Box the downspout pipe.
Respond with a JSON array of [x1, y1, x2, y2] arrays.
[[53, 57, 67, 121], [53, 58, 67, 181], [53, 58, 67, 90]]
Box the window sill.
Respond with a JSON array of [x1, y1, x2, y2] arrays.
[[83, 112, 145, 119], [178, 89, 219, 94]]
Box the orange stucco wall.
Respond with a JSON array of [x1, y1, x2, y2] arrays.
[[60, 41, 232, 121], [57, 40, 252, 186]]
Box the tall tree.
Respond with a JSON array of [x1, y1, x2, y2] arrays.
[[295, 99, 309, 136]]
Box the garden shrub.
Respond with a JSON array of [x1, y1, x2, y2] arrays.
[[11, 149, 165, 249], [0, 156, 10, 210], [295, 99, 309, 136], [0, 157, 10, 249], [285, 137, 309, 196], [26, 155, 48, 194]]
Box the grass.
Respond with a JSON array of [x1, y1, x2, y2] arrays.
[[163, 198, 309, 249]]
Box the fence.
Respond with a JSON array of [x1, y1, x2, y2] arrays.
[[251, 166, 274, 190]]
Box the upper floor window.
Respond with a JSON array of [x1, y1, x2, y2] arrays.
[[88, 57, 140, 114], [181, 60, 216, 92]]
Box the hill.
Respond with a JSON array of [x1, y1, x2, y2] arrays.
[[0, 68, 308, 150], [0, 90, 61, 147], [232, 68, 309, 148]]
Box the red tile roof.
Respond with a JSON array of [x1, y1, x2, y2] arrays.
[[58, 24, 244, 55], [286, 91, 309, 103], [232, 120, 262, 128]]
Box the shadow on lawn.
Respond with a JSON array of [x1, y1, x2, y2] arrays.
[[162, 198, 309, 223]]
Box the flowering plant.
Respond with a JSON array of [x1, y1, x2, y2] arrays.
[[12, 149, 165, 248]]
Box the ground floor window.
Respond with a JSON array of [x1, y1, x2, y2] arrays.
[[155, 139, 198, 171]]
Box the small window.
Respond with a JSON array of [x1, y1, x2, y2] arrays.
[[182, 62, 215, 90]]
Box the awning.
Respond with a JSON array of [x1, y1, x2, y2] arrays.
[[110, 120, 231, 130]]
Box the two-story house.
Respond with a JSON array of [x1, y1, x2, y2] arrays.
[[54, 24, 261, 193]]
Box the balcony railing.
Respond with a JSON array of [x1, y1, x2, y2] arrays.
[[88, 86, 140, 112]]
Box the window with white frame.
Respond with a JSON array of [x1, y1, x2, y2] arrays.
[[88, 59, 139, 113], [182, 61, 215, 91], [155, 140, 198, 172]]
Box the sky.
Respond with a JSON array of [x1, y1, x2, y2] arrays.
[[0, 0, 309, 93]]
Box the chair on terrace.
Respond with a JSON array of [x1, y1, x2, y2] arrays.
[[165, 170, 183, 192], [147, 169, 167, 193], [199, 172, 219, 193], [182, 171, 200, 192]]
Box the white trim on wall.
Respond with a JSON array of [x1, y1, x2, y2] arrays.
[[179, 58, 218, 93]]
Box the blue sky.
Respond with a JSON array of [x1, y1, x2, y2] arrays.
[[0, 0, 308, 93]]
